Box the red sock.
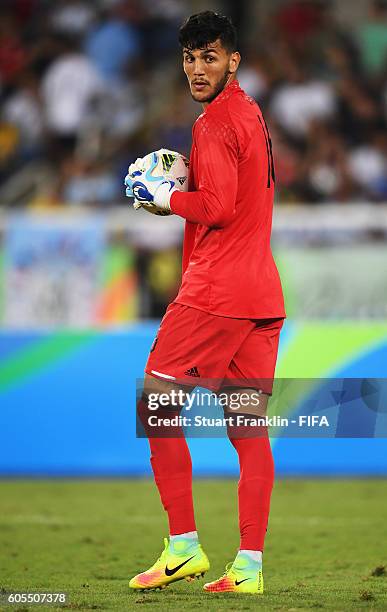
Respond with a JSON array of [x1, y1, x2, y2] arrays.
[[228, 424, 274, 551], [137, 396, 196, 535]]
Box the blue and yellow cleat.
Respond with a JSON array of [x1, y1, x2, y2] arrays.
[[203, 552, 263, 594], [129, 536, 210, 590]]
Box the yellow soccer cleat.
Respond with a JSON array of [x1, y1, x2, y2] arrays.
[[203, 553, 263, 594], [129, 536, 210, 590]]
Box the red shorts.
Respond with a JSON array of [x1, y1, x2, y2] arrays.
[[145, 303, 284, 394]]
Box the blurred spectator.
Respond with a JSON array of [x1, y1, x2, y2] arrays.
[[275, 0, 323, 44], [335, 76, 384, 145], [60, 155, 120, 206], [49, 0, 96, 37], [84, 1, 140, 84], [269, 55, 336, 138], [270, 124, 306, 202], [0, 0, 386, 207], [41, 36, 105, 157], [142, 0, 187, 21], [0, 8, 28, 89], [357, 0, 387, 77], [323, 34, 361, 81], [0, 121, 19, 178], [140, 0, 188, 62], [5, 0, 38, 27], [2, 70, 44, 159], [82, 79, 145, 140], [348, 130, 387, 200], [237, 49, 269, 101], [304, 121, 355, 202]]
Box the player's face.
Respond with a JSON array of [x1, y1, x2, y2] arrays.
[[183, 40, 240, 106]]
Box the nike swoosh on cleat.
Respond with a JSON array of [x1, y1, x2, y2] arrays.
[[235, 578, 250, 586], [165, 555, 196, 576]]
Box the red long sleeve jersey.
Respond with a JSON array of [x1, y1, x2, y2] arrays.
[[170, 80, 286, 319]]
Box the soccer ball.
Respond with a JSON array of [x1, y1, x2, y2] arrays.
[[137, 149, 189, 216]]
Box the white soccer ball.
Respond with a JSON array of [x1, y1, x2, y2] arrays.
[[136, 149, 189, 216]]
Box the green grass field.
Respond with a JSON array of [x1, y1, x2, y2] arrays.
[[0, 479, 386, 611]]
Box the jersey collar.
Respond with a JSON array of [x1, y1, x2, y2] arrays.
[[204, 79, 240, 112]]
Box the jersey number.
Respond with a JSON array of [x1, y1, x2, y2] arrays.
[[257, 115, 275, 188]]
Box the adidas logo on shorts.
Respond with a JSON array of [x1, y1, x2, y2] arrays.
[[184, 366, 200, 377]]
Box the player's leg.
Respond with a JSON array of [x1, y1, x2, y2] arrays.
[[138, 374, 196, 537], [226, 387, 274, 552], [225, 317, 284, 560], [131, 374, 210, 589], [204, 317, 284, 594], [132, 303, 262, 591], [140, 301, 254, 539], [203, 388, 270, 594]]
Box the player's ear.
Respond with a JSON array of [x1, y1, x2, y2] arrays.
[[229, 51, 241, 75]]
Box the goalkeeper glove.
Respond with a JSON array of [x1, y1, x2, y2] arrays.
[[124, 151, 176, 211]]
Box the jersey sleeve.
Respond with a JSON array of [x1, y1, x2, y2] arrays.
[[170, 115, 239, 228]]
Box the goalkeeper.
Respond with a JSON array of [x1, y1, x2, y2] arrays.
[[125, 11, 286, 595]]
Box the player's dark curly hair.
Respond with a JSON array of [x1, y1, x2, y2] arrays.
[[179, 11, 237, 53]]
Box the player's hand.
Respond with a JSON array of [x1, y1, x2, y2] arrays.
[[124, 151, 176, 211]]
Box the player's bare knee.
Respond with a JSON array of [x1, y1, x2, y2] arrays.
[[144, 373, 174, 396]]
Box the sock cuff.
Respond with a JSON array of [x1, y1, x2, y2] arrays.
[[170, 530, 198, 540], [238, 549, 263, 563]]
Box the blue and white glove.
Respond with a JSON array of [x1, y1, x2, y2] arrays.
[[124, 151, 176, 212], [124, 157, 143, 209]]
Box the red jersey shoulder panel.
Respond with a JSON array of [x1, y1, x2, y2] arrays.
[[193, 111, 239, 152]]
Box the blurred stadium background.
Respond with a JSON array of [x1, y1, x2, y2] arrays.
[[0, 0, 387, 480]]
